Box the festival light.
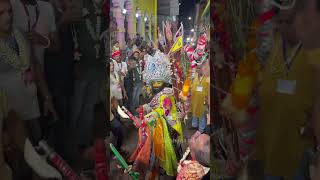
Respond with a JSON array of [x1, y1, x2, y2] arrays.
[[188, 17, 192, 20], [187, 37, 190, 42], [191, 29, 194, 32], [122, 9, 127, 14], [144, 17, 147, 22], [136, 13, 139, 18]]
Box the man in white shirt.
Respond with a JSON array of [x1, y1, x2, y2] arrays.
[[112, 50, 128, 80]]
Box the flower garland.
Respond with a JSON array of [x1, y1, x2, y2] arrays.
[[255, 0, 276, 65], [212, 2, 236, 74], [72, 0, 103, 61], [0, 30, 29, 73]]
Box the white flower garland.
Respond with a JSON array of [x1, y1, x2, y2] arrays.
[[0, 30, 29, 73]]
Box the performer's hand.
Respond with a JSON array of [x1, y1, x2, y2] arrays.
[[43, 98, 59, 121], [26, 31, 49, 46]]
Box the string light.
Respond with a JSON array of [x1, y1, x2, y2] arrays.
[[144, 17, 147, 22], [136, 13, 139, 18], [191, 29, 194, 32], [122, 9, 127, 14], [188, 17, 192, 20]]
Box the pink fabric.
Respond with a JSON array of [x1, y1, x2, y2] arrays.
[[177, 161, 207, 180], [163, 97, 172, 113]]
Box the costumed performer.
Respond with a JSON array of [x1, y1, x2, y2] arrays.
[[129, 50, 184, 177]]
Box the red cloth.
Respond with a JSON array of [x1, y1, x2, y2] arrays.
[[112, 50, 121, 58], [95, 139, 108, 180], [129, 127, 151, 177]]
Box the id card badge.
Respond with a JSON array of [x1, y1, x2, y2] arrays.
[[276, 79, 296, 95], [196, 86, 203, 92]]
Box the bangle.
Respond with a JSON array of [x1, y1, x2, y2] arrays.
[[40, 34, 51, 48]]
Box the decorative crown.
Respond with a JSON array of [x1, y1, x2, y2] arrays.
[[143, 51, 173, 85]]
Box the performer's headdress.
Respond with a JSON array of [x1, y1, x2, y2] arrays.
[[143, 50, 173, 85]]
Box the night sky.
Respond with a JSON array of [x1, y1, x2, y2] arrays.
[[178, 0, 197, 39]]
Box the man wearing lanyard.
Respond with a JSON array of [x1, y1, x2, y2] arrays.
[[256, 6, 312, 180], [131, 49, 143, 115], [294, 0, 320, 179], [70, 0, 106, 154], [190, 59, 210, 134], [9, 0, 58, 144]]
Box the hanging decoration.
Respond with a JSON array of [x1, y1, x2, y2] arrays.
[[255, 0, 276, 65], [212, 2, 235, 71]]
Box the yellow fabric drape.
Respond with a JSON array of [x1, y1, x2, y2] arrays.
[[153, 117, 165, 161], [151, 94, 183, 176], [156, 115, 178, 176]]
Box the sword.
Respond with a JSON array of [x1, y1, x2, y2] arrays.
[[120, 106, 142, 128], [110, 143, 140, 180]]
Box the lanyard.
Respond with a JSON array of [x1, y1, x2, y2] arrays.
[[117, 62, 122, 71], [22, 1, 40, 31], [281, 38, 302, 75], [133, 64, 141, 82], [198, 73, 205, 84]]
